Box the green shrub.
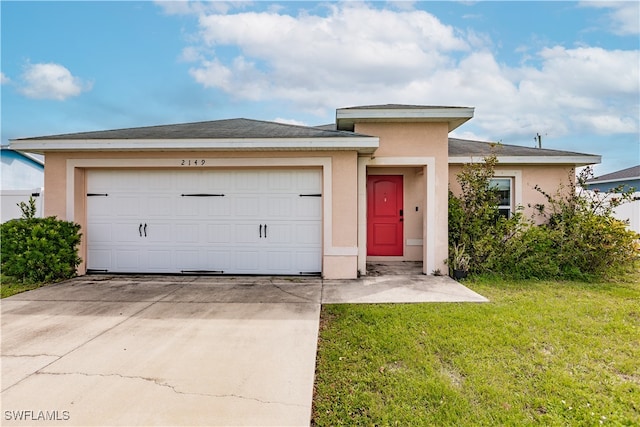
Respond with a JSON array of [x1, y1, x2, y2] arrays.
[[450, 161, 639, 280], [448, 153, 522, 273], [1, 203, 82, 283]]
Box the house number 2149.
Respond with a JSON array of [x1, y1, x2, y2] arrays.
[[181, 160, 206, 166]]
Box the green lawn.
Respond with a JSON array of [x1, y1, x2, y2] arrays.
[[313, 273, 640, 426], [0, 274, 50, 298]]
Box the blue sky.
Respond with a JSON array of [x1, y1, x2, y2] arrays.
[[2, 1, 638, 175]]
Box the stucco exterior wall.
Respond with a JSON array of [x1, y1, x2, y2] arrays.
[[448, 163, 576, 222], [355, 122, 450, 273], [43, 150, 360, 279]]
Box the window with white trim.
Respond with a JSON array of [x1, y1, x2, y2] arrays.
[[490, 178, 512, 218]]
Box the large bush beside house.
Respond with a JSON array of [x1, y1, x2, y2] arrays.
[[1, 198, 82, 283], [450, 160, 639, 280]]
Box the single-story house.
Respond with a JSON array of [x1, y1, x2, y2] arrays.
[[10, 104, 600, 278], [586, 165, 640, 193], [1, 146, 45, 222], [586, 165, 640, 233]]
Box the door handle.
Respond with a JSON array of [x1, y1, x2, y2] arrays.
[[259, 224, 263, 238], [139, 223, 143, 237], [264, 224, 267, 238], [144, 223, 147, 237]]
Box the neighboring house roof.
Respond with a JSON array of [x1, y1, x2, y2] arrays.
[[587, 165, 640, 184], [10, 118, 379, 154], [0, 146, 45, 190], [449, 138, 600, 166], [0, 146, 44, 167]]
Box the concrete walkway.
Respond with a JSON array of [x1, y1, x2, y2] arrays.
[[1, 268, 486, 426]]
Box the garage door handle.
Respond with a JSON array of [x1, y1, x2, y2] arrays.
[[264, 224, 267, 238], [259, 224, 262, 238], [144, 223, 147, 237], [139, 223, 143, 237]]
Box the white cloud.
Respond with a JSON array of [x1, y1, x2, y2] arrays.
[[178, 3, 638, 140], [155, 1, 251, 16], [274, 117, 308, 126], [580, 1, 640, 36], [19, 63, 92, 100], [0, 72, 10, 84]]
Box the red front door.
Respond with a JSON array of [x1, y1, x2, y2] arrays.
[[367, 175, 403, 256]]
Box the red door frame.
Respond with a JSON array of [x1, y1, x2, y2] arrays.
[[367, 175, 403, 256]]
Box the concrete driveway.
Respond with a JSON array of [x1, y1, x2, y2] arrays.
[[1, 270, 486, 426], [1, 276, 322, 426]]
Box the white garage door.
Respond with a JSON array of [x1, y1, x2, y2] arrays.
[[86, 169, 322, 275]]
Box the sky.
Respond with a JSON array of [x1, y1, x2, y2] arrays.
[[1, 0, 639, 176]]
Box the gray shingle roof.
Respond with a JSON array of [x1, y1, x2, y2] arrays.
[[588, 165, 640, 182], [16, 118, 370, 141], [449, 138, 597, 158]]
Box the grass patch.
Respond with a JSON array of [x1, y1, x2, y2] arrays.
[[1, 274, 50, 298], [313, 273, 640, 426]]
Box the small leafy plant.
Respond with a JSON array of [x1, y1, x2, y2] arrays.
[[1, 198, 82, 284]]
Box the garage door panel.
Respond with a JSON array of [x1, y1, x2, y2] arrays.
[[296, 251, 322, 273], [235, 224, 260, 244], [266, 196, 292, 218], [234, 196, 261, 217], [115, 250, 140, 270], [112, 223, 143, 243], [174, 250, 201, 270], [87, 249, 111, 270], [87, 197, 114, 217], [264, 250, 292, 272], [205, 250, 230, 272], [207, 224, 231, 244], [146, 250, 173, 271], [87, 169, 322, 275], [263, 223, 291, 244], [235, 171, 260, 191], [112, 196, 142, 217], [144, 223, 172, 243], [87, 223, 112, 244], [234, 251, 260, 272], [295, 223, 322, 245], [175, 224, 200, 243], [296, 197, 322, 218], [148, 196, 174, 217]]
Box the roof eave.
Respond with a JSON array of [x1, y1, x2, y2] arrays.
[[336, 107, 475, 132], [9, 137, 380, 155], [587, 176, 640, 185], [449, 155, 602, 166]]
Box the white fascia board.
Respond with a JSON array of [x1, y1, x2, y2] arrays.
[[10, 137, 380, 154], [337, 107, 474, 121], [449, 155, 601, 166]]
